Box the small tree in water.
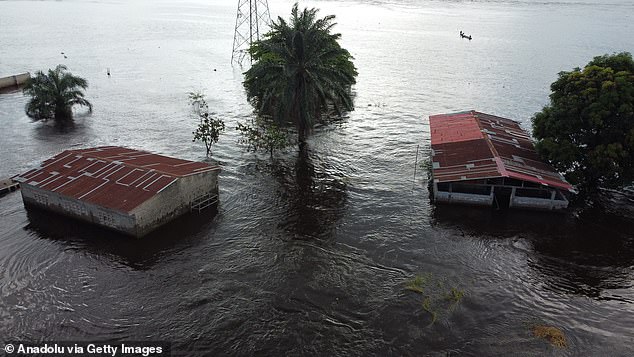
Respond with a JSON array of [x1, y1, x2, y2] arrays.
[[236, 117, 292, 157], [190, 92, 225, 156], [23, 64, 92, 126]]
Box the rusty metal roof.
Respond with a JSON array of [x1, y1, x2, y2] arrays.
[[13, 146, 220, 213], [429, 111, 574, 192]]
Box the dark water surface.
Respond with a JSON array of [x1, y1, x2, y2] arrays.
[[1, 0, 634, 355]]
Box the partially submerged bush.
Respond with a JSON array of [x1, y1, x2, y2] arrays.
[[532, 325, 567, 348], [236, 117, 292, 157]]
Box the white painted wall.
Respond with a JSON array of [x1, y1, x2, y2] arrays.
[[20, 184, 136, 235], [435, 191, 494, 206], [132, 169, 220, 236], [0, 73, 30, 89]]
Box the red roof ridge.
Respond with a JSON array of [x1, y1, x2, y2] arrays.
[[472, 111, 509, 177]]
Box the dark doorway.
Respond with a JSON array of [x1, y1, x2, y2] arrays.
[[494, 187, 513, 210]]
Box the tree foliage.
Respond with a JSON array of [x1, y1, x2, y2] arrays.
[[188, 91, 206, 108], [190, 92, 225, 156], [243, 3, 358, 144], [236, 118, 292, 157], [532, 52, 634, 192], [23, 64, 92, 125]]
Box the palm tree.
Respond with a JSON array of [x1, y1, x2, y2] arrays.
[[243, 3, 357, 144], [23, 64, 92, 125]]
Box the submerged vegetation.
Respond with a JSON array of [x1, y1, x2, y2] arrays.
[[421, 296, 437, 323], [405, 273, 432, 294], [23, 64, 92, 126], [447, 287, 465, 303], [243, 3, 358, 145], [532, 325, 567, 348], [404, 273, 466, 324], [236, 118, 292, 157]]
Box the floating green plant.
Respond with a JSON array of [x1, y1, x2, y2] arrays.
[[404, 273, 467, 325], [421, 296, 438, 323], [405, 273, 432, 294], [447, 287, 465, 304]]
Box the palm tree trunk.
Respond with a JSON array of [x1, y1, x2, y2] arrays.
[[298, 121, 307, 146], [55, 103, 72, 123]]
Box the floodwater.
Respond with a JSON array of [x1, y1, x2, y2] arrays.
[[1, 0, 634, 355]]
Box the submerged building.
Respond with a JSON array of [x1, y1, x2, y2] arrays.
[[14, 146, 220, 237], [429, 111, 574, 210], [0, 72, 30, 91]]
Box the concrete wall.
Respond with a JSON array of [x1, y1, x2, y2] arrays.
[[0, 73, 30, 89], [509, 187, 569, 210], [20, 184, 137, 235], [510, 196, 568, 210], [433, 181, 494, 206], [433, 181, 570, 210], [132, 169, 220, 236], [435, 191, 494, 206]]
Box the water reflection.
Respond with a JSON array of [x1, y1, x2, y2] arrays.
[[431, 204, 573, 237], [0, 85, 23, 95], [1, 0, 633, 352], [31, 112, 94, 138], [271, 145, 348, 240], [23, 205, 218, 270], [432, 204, 634, 300]]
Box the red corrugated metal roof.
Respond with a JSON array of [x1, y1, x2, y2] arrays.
[[13, 146, 220, 213], [430, 112, 483, 145], [429, 111, 574, 192]]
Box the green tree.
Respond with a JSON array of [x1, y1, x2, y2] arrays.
[[193, 113, 225, 156], [189, 92, 225, 156], [236, 118, 292, 157], [532, 52, 634, 192], [188, 91, 206, 108], [23, 65, 92, 125], [243, 3, 358, 145]]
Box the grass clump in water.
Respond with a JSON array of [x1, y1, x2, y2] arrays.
[[447, 287, 465, 304], [405, 273, 431, 294], [532, 325, 567, 348], [421, 296, 438, 323], [405, 273, 467, 325]]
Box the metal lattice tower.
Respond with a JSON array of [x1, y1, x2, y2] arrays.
[[231, 0, 272, 65]]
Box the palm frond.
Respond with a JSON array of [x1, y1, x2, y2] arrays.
[[22, 65, 92, 123], [243, 2, 357, 143]]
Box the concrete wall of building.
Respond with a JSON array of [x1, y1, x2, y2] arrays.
[[435, 191, 494, 206], [132, 169, 220, 236], [433, 180, 572, 211], [20, 184, 137, 235], [509, 187, 569, 210], [0, 73, 30, 89], [510, 196, 568, 210]]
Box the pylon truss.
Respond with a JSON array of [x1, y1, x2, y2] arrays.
[[231, 0, 272, 65]]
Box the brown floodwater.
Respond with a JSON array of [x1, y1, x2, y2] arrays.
[[1, 0, 633, 355]]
